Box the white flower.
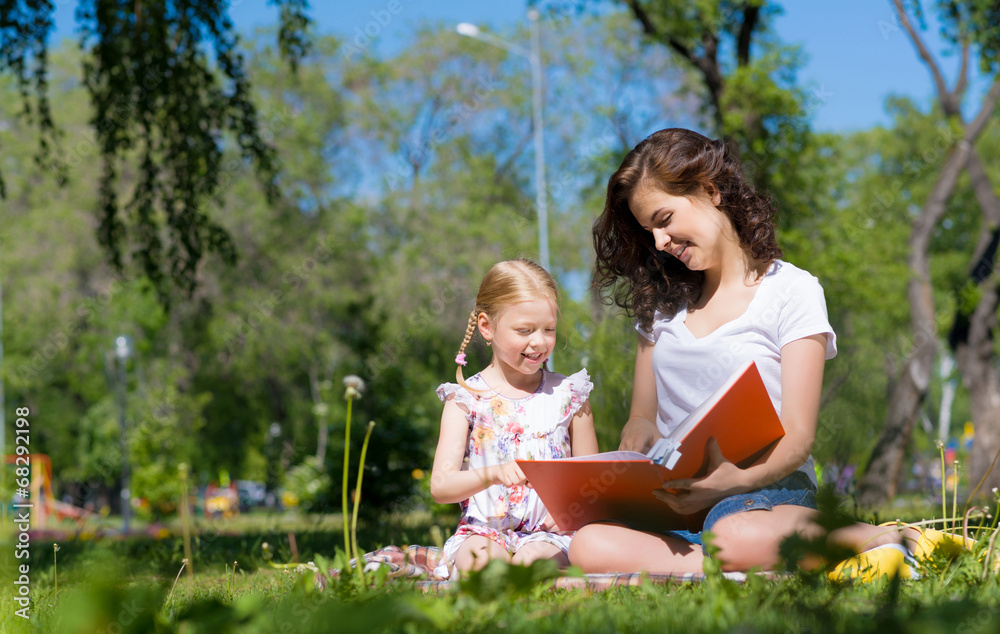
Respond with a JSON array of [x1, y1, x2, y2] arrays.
[[343, 375, 365, 400]]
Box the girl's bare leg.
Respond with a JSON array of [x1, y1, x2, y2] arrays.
[[568, 522, 704, 574], [452, 535, 511, 573], [511, 541, 569, 568]]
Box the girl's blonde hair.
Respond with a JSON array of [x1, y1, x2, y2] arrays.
[[456, 258, 559, 390]]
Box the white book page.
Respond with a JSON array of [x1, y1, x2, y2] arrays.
[[667, 359, 754, 442], [557, 450, 650, 462]]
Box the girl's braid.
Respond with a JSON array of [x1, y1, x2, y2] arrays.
[[458, 310, 478, 355], [455, 309, 486, 391]]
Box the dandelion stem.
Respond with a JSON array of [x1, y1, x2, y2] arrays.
[[343, 395, 354, 559], [351, 420, 376, 585], [952, 461, 960, 533], [166, 560, 188, 606], [939, 442, 947, 530], [231, 561, 238, 603], [53, 544, 59, 602], [179, 463, 195, 590]]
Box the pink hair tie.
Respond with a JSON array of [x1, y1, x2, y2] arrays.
[[455, 353, 467, 366]]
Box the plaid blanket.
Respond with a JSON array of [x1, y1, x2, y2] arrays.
[[324, 545, 774, 592]]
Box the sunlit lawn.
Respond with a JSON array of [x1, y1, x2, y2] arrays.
[[2, 503, 1000, 633]]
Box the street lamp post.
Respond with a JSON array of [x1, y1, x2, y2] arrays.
[[0, 241, 5, 527], [267, 422, 281, 508], [114, 335, 132, 534], [456, 10, 550, 274]]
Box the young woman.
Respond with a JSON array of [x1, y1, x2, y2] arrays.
[[570, 128, 908, 576]]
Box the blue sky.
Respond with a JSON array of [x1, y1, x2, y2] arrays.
[[50, 1, 980, 132]]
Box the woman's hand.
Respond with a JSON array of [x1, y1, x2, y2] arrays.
[[492, 461, 528, 487], [619, 418, 662, 453], [654, 438, 747, 515]]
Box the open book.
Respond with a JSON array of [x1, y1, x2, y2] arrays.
[[516, 360, 784, 532]]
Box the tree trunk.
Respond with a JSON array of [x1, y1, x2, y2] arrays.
[[309, 362, 330, 464], [956, 277, 1000, 497], [855, 80, 1000, 506], [855, 268, 938, 507], [945, 110, 1000, 502], [890, 0, 1000, 493]]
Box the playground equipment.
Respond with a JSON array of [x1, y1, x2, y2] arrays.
[[4, 454, 97, 528]]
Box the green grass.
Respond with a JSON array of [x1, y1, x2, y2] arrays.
[[3, 508, 1000, 633]]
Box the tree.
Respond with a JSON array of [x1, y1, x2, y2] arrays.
[[856, 0, 1000, 506], [0, 0, 311, 304], [938, 0, 1000, 497], [556, 0, 820, 215]]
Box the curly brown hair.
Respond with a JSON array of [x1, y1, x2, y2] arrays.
[[592, 128, 782, 331]]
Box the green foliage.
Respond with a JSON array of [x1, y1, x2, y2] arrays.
[[561, 307, 637, 452], [6, 3, 997, 531], [282, 457, 332, 512], [458, 558, 562, 601], [0, 1, 314, 302], [937, 0, 1000, 72]]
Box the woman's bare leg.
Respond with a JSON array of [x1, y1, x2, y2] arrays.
[[710, 507, 906, 572], [568, 522, 704, 574]]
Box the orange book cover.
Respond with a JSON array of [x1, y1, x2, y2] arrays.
[[516, 360, 784, 532]]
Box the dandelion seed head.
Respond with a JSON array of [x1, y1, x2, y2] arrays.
[[936, 440, 944, 450], [343, 375, 365, 391]]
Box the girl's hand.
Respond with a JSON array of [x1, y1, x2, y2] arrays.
[[619, 418, 661, 453], [492, 461, 528, 487], [653, 438, 747, 515]]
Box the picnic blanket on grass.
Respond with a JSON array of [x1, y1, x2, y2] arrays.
[[325, 545, 776, 592]]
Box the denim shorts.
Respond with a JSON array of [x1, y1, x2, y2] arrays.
[[663, 470, 818, 546]]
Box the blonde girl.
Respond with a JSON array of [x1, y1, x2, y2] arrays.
[[430, 258, 598, 578]]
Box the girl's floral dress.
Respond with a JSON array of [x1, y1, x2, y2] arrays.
[[433, 368, 593, 578]]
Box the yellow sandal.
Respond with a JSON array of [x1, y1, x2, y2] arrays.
[[828, 543, 919, 582], [878, 520, 977, 561]]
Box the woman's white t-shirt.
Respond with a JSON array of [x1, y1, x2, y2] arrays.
[[636, 260, 837, 486]]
